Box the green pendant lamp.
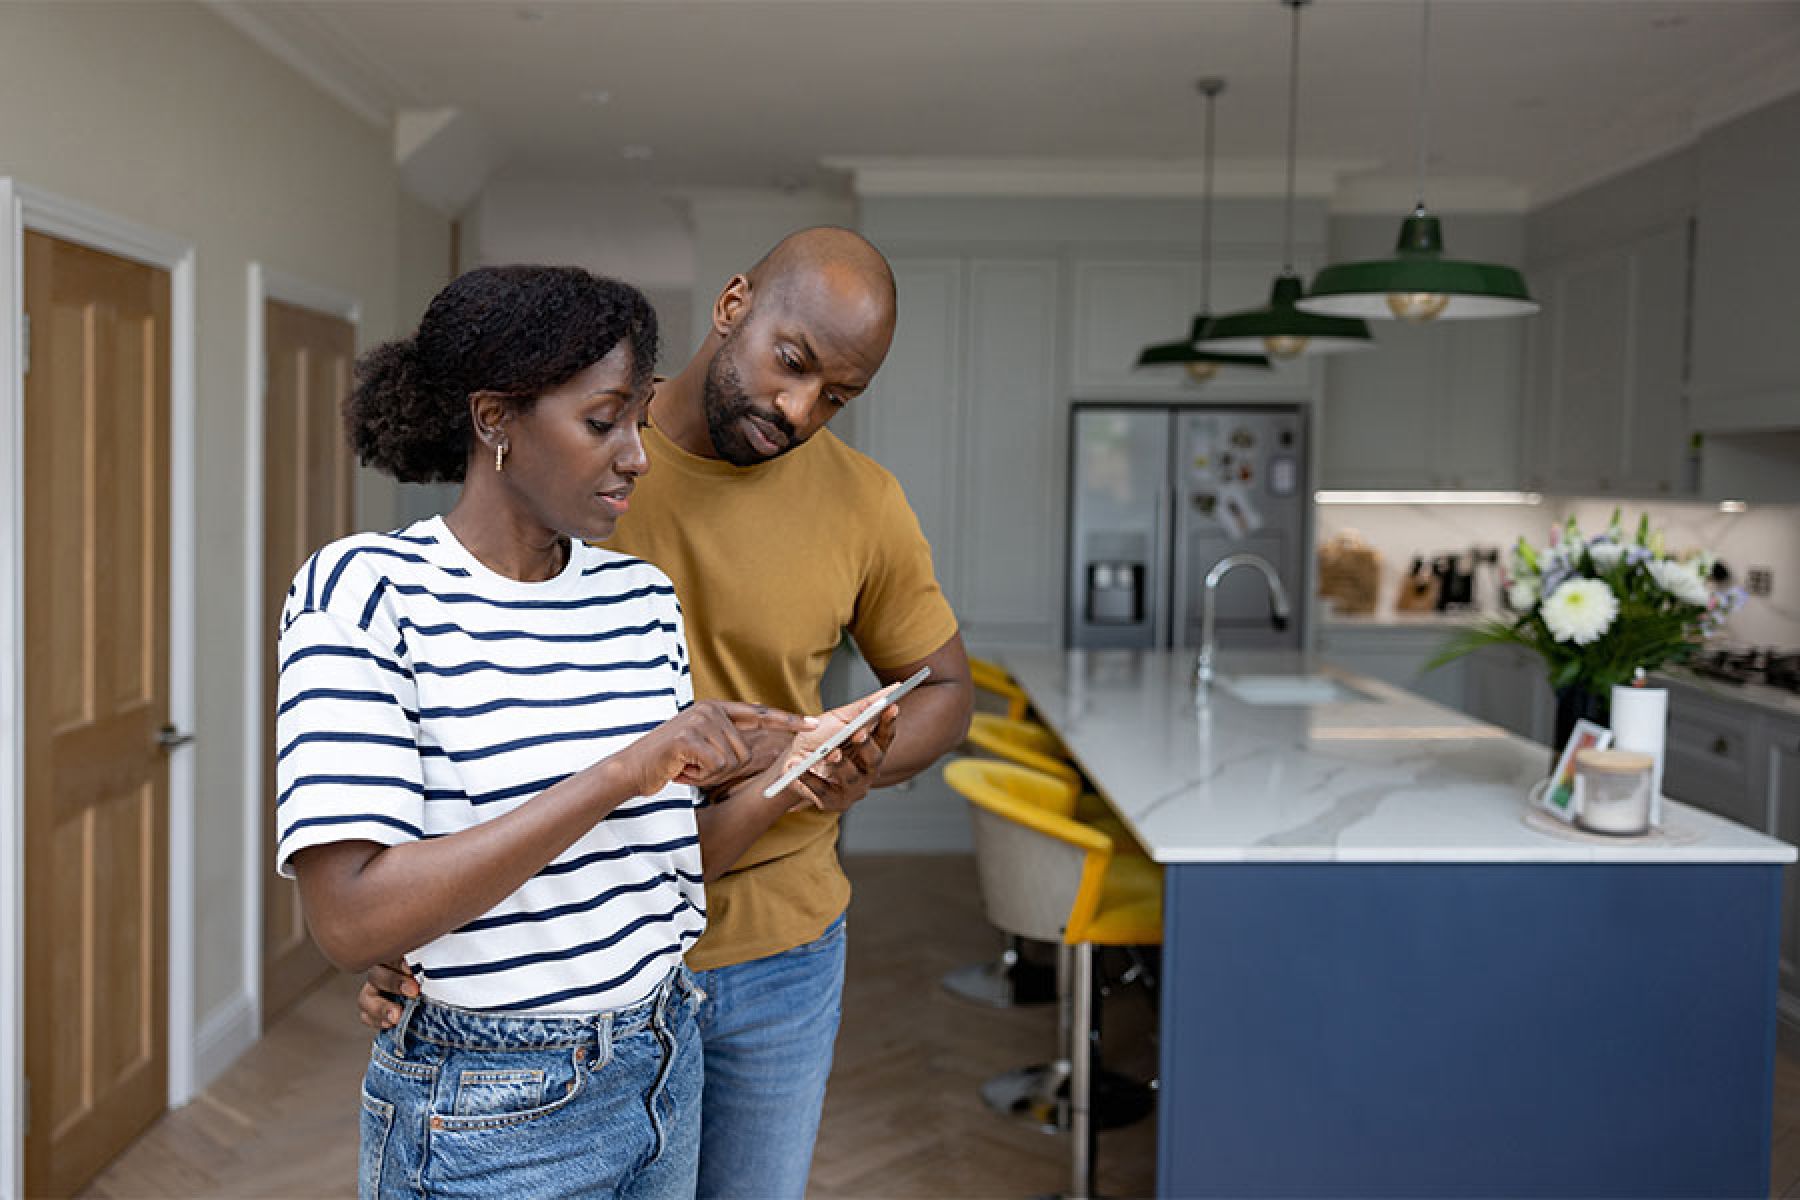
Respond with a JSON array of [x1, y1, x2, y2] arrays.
[[1298, 0, 1538, 321], [1196, 0, 1372, 359], [1136, 78, 1272, 382]]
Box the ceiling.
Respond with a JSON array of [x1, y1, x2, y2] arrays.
[[214, 0, 1800, 209]]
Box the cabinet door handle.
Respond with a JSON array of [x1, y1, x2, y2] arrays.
[[1712, 736, 1729, 756]]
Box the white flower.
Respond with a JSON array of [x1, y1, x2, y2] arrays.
[[1541, 579, 1619, 645], [1588, 542, 1624, 572], [1507, 579, 1539, 612], [1648, 558, 1708, 606]]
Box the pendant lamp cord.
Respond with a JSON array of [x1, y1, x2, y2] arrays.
[[1281, 0, 1301, 274], [1413, 0, 1432, 212], [1201, 83, 1217, 314]]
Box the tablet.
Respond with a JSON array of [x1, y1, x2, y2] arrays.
[[760, 666, 931, 799]]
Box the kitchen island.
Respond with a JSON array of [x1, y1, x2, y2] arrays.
[[1000, 648, 1795, 1199]]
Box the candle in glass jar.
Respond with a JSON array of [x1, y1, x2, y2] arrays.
[[1574, 748, 1655, 836]]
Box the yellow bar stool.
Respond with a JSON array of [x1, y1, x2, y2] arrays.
[[965, 713, 1152, 861], [942, 711, 1077, 1009], [970, 654, 1031, 722], [946, 757, 1163, 1200]]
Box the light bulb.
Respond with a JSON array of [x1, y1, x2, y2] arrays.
[[1387, 291, 1450, 322], [1264, 334, 1309, 359], [1184, 361, 1219, 384]]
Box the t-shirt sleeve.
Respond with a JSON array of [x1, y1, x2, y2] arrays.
[[666, 582, 695, 711], [274, 607, 425, 878], [846, 472, 961, 670]]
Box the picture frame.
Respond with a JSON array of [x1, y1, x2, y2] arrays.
[[1540, 718, 1613, 824]]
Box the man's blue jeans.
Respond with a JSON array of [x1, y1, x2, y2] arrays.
[[692, 913, 848, 1199]]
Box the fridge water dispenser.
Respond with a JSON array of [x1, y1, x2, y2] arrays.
[[1086, 560, 1145, 625]]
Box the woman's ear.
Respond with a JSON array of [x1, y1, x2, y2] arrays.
[[712, 275, 752, 338], [468, 391, 513, 448]]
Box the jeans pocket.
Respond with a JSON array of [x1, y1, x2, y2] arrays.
[[430, 1045, 588, 1133], [358, 1090, 395, 1200], [451, 1066, 547, 1118]]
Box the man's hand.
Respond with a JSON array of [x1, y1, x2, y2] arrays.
[[356, 960, 418, 1031], [775, 694, 900, 814]]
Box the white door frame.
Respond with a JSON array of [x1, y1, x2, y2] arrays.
[[0, 179, 199, 1199], [240, 264, 361, 1043]]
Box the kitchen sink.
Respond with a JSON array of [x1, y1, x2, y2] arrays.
[[1218, 674, 1374, 706]]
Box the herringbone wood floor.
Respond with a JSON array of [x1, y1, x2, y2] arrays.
[[78, 854, 1156, 1198], [74, 852, 1800, 1198]]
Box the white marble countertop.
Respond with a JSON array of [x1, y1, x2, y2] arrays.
[[1320, 609, 1487, 629], [1000, 648, 1796, 866]]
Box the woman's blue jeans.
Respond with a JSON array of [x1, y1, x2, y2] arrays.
[[359, 966, 704, 1199]]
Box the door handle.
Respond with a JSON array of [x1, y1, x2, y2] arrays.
[[157, 724, 195, 751]]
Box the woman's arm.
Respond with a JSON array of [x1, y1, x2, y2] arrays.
[[292, 700, 812, 973]]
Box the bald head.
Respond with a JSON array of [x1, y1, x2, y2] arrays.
[[745, 226, 897, 328]]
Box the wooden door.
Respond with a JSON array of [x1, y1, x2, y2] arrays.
[[260, 299, 356, 1024], [22, 232, 172, 1197]]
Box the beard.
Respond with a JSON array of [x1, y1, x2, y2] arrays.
[[701, 342, 799, 467]]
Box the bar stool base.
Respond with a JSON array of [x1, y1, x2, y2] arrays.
[[980, 1063, 1155, 1133], [941, 954, 1057, 1008]]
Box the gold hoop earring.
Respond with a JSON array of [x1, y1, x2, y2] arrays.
[[495, 441, 509, 473]]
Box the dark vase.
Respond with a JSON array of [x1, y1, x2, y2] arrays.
[[1552, 685, 1609, 759]]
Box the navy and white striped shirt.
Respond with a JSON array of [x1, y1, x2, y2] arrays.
[[274, 516, 704, 1015]]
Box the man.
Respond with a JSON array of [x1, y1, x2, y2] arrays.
[[360, 227, 974, 1198]]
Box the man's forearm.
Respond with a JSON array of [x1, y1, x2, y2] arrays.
[[872, 679, 971, 789]]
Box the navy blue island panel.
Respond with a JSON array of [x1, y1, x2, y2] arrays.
[[1158, 862, 1783, 1199]]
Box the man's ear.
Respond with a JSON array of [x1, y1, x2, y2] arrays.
[[468, 391, 513, 449], [712, 274, 752, 338]]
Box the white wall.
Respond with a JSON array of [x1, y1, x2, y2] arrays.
[[0, 0, 448, 1105], [467, 178, 698, 370]]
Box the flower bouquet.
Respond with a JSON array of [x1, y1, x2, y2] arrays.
[[1431, 511, 1743, 742]]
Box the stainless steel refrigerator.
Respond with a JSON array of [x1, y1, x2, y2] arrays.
[[1067, 404, 1309, 650]]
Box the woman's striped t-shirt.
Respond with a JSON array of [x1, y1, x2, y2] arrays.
[[273, 515, 705, 1015]]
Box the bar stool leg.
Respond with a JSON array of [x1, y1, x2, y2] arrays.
[[1069, 940, 1097, 1200]]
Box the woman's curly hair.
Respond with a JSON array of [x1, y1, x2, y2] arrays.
[[345, 266, 659, 483]]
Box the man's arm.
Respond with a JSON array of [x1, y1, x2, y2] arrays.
[[867, 631, 973, 788]]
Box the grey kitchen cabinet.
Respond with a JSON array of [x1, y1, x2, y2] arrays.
[[1462, 643, 1553, 745], [1070, 256, 1312, 400], [854, 253, 1063, 649], [1664, 684, 1762, 831], [956, 257, 1064, 645], [1768, 715, 1800, 1003], [857, 257, 966, 600], [1320, 316, 1525, 491], [1524, 221, 1693, 497], [1691, 92, 1800, 433]]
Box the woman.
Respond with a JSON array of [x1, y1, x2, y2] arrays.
[[275, 266, 865, 1199]]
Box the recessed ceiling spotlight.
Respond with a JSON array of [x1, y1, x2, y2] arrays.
[[621, 144, 654, 161], [516, 6, 545, 21], [580, 89, 612, 106], [1651, 13, 1688, 30]]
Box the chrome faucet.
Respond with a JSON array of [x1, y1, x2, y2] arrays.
[[1195, 553, 1292, 691]]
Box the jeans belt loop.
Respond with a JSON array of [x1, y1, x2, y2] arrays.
[[590, 1011, 612, 1072], [391, 993, 422, 1060]]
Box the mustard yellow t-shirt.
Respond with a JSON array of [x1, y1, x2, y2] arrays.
[[605, 419, 959, 970]]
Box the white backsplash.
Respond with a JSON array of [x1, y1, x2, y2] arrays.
[[1558, 500, 1800, 649], [1314, 503, 1545, 618], [1317, 499, 1800, 648]]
